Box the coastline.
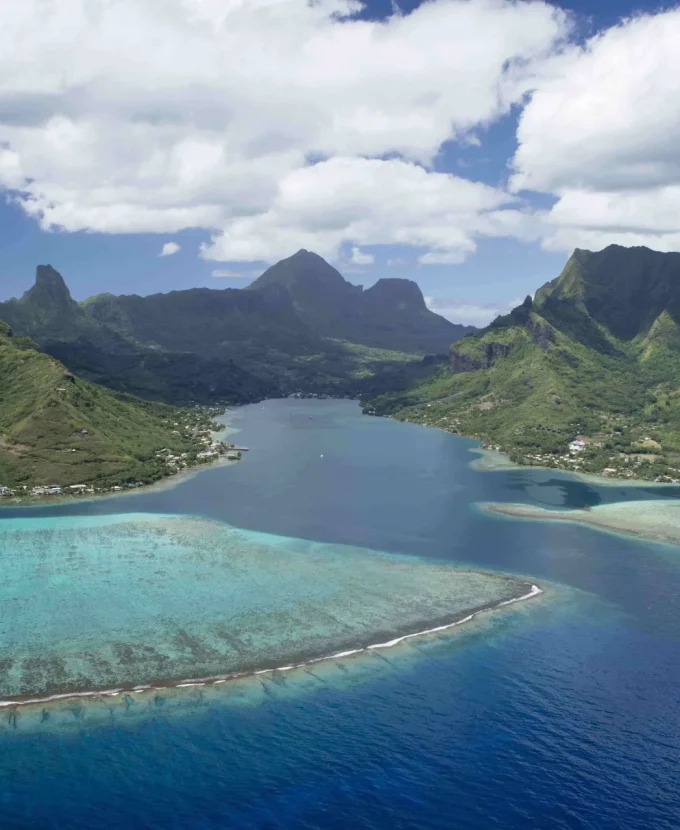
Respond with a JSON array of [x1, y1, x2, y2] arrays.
[[478, 500, 680, 547], [0, 454, 240, 508], [0, 409, 239, 509], [0, 584, 542, 710], [468, 446, 679, 488]]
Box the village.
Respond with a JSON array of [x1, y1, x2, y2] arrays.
[[512, 431, 680, 483], [401, 403, 680, 483], [0, 423, 246, 501]]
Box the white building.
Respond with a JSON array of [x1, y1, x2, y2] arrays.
[[569, 440, 587, 453]]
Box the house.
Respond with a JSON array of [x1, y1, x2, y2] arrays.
[[197, 450, 219, 460], [0, 486, 10, 495], [569, 440, 587, 453]]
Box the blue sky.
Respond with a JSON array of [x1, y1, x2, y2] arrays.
[[1, 0, 678, 326]]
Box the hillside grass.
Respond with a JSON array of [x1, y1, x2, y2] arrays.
[[0, 323, 215, 490], [363, 308, 680, 482]]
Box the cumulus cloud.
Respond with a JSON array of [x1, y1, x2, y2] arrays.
[[159, 241, 181, 256], [201, 156, 525, 263], [425, 295, 523, 327], [0, 0, 567, 264], [512, 8, 680, 252], [350, 246, 374, 266]]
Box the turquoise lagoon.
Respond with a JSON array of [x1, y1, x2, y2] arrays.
[[0, 512, 532, 703]]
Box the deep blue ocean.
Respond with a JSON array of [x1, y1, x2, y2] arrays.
[[1, 399, 679, 829]]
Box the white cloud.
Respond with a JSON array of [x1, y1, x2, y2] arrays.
[[350, 246, 374, 266], [159, 241, 181, 256], [425, 295, 523, 327], [211, 268, 258, 278], [0, 0, 567, 263], [512, 8, 680, 252], [201, 155, 521, 263], [387, 257, 407, 267]]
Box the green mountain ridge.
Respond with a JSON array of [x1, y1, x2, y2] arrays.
[[0, 321, 219, 491], [0, 266, 278, 405], [0, 252, 471, 404], [364, 245, 680, 482]]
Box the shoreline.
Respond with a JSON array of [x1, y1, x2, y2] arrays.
[[0, 584, 542, 710], [0, 409, 240, 509], [468, 446, 680, 488], [0, 455, 239, 509], [478, 500, 680, 547]]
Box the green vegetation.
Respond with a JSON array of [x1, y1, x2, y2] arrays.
[[363, 245, 680, 482], [0, 266, 276, 406], [0, 252, 465, 493], [0, 254, 470, 405], [329, 341, 421, 378], [0, 321, 224, 494]]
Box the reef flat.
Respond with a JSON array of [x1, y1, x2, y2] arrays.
[[479, 500, 680, 547], [0, 513, 537, 703]]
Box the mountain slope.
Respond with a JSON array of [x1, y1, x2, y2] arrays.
[[0, 322, 218, 491], [364, 245, 680, 482], [0, 253, 472, 404], [0, 267, 279, 405], [249, 249, 474, 352]]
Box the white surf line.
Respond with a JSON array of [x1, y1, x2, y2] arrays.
[[498, 584, 542, 607], [368, 585, 542, 651], [0, 585, 542, 710], [0, 688, 124, 708]]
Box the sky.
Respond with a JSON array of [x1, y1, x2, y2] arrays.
[[0, 0, 678, 326]]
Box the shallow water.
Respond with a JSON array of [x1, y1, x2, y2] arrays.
[[1, 400, 679, 828], [0, 512, 528, 700]]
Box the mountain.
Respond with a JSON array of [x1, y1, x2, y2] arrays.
[[0, 266, 280, 405], [363, 245, 680, 482], [249, 249, 474, 353], [0, 254, 472, 404], [0, 321, 218, 491]]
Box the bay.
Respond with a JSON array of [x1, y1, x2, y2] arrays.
[[1, 399, 679, 829]]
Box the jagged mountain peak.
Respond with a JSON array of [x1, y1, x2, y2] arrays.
[[534, 243, 680, 342], [23, 264, 76, 308]]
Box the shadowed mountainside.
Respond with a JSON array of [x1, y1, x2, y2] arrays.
[[0, 253, 472, 403], [248, 250, 473, 352]]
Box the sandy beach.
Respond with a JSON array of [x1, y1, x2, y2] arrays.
[[479, 500, 680, 546]]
